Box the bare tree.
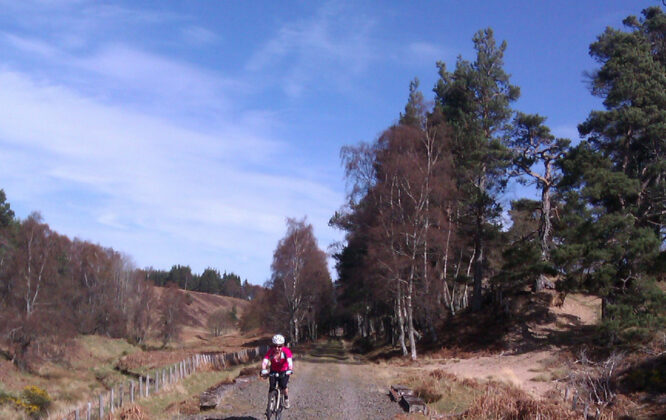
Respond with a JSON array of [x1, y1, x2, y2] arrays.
[[158, 283, 186, 347], [269, 217, 331, 344]]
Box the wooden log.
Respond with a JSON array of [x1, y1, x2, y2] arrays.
[[199, 381, 236, 410], [401, 395, 427, 414], [389, 385, 414, 401]]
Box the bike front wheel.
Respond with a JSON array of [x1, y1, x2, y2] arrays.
[[266, 389, 279, 420]]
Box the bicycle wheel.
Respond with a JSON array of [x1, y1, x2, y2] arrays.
[[266, 389, 279, 420], [275, 393, 283, 420]]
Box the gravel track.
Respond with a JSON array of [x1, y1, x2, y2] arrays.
[[188, 341, 403, 420]]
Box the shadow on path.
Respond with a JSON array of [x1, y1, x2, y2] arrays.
[[188, 417, 260, 420]]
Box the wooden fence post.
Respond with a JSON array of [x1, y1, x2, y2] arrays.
[[146, 373, 150, 397], [139, 376, 143, 399], [110, 388, 114, 413], [119, 383, 124, 407], [130, 381, 135, 403], [98, 394, 103, 420], [86, 402, 91, 420]]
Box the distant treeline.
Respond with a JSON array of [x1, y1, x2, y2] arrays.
[[144, 265, 262, 300]]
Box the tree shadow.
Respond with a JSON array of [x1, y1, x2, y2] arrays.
[[222, 417, 261, 420], [242, 338, 271, 348], [297, 355, 363, 365]]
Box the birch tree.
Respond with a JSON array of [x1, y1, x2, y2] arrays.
[[269, 217, 331, 344]]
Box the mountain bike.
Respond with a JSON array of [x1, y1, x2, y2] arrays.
[[264, 371, 290, 420]]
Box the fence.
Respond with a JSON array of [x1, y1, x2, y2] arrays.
[[54, 345, 269, 420]]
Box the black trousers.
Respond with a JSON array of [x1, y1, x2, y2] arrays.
[[269, 373, 290, 390]]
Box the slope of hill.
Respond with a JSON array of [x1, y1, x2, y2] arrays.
[[152, 286, 251, 345]]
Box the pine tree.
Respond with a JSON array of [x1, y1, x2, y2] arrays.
[[435, 28, 519, 310], [508, 113, 569, 291], [555, 7, 665, 343]]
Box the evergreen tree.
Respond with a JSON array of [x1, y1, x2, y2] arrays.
[[508, 113, 570, 291], [555, 7, 665, 343], [435, 28, 519, 310], [0, 189, 14, 227]]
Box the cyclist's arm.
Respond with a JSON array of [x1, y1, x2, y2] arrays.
[[261, 348, 272, 371], [285, 348, 293, 370]]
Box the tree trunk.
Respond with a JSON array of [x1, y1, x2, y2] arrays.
[[396, 285, 408, 356], [535, 167, 553, 292], [406, 284, 417, 360], [471, 207, 484, 311]]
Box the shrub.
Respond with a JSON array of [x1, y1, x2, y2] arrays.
[[22, 385, 51, 415], [414, 377, 443, 403], [0, 386, 52, 417]]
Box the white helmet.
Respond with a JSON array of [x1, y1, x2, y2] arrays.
[[272, 334, 285, 346]]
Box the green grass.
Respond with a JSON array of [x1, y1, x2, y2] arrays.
[[74, 335, 140, 366]]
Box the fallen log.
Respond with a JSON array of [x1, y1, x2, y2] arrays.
[[199, 380, 235, 410], [389, 384, 414, 401], [401, 394, 427, 414]]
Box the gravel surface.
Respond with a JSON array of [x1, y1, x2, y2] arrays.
[[183, 341, 404, 420]]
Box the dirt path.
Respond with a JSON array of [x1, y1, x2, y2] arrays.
[[196, 340, 402, 420]]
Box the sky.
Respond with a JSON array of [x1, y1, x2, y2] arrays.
[[0, 0, 659, 285]]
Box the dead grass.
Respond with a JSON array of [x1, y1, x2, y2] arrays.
[[117, 404, 149, 420], [399, 368, 481, 416], [461, 381, 578, 420]]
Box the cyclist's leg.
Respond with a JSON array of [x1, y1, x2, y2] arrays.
[[279, 374, 289, 394], [280, 375, 290, 408]]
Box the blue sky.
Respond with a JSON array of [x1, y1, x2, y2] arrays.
[[0, 0, 658, 285]]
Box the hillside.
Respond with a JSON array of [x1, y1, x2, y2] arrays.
[[152, 286, 251, 346]]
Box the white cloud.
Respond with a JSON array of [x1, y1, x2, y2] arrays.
[[2, 33, 59, 58], [181, 26, 219, 46], [245, 4, 378, 97], [407, 41, 451, 63], [74, 45, 242, 110]]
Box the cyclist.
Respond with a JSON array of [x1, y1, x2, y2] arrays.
[[260, 334, 293, 408]]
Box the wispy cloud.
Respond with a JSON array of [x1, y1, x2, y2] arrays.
[[181, 26, 219, 46], [2, 33, 59, 58], [74, 44, 241, 110], [246, 3, 378, 97], [406, 41, 452, 64]]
